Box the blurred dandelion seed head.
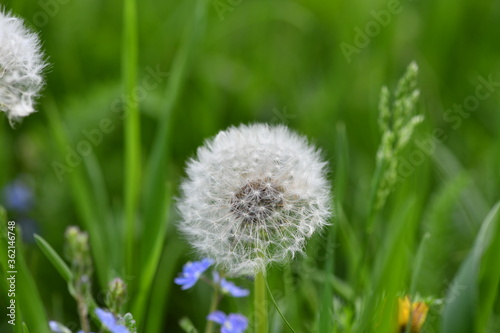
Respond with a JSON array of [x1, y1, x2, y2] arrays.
[[0, 9, 47, 122], [177, 123, 332, 276]]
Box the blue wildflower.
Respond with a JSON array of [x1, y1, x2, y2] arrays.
[[220, 278, 250, 297], [212, 271, 249, 297], [2, 179, 33, 212], [207, 311, 248, 333], [49, 321, 74, 333], [19, 217, 39, 243], [174, 258, 213, 290], [95, 308, 129, 333]]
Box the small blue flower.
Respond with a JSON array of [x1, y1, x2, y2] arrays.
[[95, 308, 129, 333], [48, 321, 61, 332], [2, 179, 33, 212], [213, 271, 249, 297], [174, 258, 213, 290], [19, 217, 39, 243], [207, 311, 248, 333], [220, 279, 249, 297], [49, 321, 74, 333]]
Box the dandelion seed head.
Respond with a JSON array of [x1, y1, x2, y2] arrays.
[[0, 9, 47, 122], [178, 124, 332, 275]]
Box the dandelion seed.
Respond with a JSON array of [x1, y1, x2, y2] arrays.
[[207, 311, 248, 333], [174, 258, 213, 290], [178, 124, 331, 276], [0, 9, 47, 122]]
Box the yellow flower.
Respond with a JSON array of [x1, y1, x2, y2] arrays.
[[397, 296, 429, 333]]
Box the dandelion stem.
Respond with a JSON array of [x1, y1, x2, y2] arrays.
[[254, 269, 268, 333]]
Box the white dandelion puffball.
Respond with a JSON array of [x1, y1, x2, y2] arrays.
[[178, 124, 332, 276], [0, 9, 47, 122]]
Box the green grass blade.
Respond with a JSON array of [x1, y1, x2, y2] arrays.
[[141, 0, 209, 238], [476, 202, 500, 332], [409, 232, 431, 296], [417, 174, 468, 294], [335, 122, 349, 206], [83, 154, 110, 235], [82, 155, 119, 270], [442, 202, 500, 333], [44, 98, 109, 286], [143, 239, 187, 333], [317, 225, 335, 333], [34, 234, 73, 283], [432, 143, 490, 231], [317, 123, 346, 332], [122, 0, 141, 279], [133, 184, 172, 327], [266, 280, 297, 333], [354, 198, 417, 333], [441, 247, 476, 333], [136, 0, 209, 327], [333, 124, 362, 286]]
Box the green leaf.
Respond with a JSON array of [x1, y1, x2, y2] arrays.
[[34, 234, 73, 283], [441, 248, 476, 333], [476, 202, 500, 331], [442, 202, 500, 333]]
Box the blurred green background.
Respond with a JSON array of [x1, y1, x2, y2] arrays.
[[1, 0, 500, 332]]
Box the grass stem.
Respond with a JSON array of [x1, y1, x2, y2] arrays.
[[122, 0, 140, 279]]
